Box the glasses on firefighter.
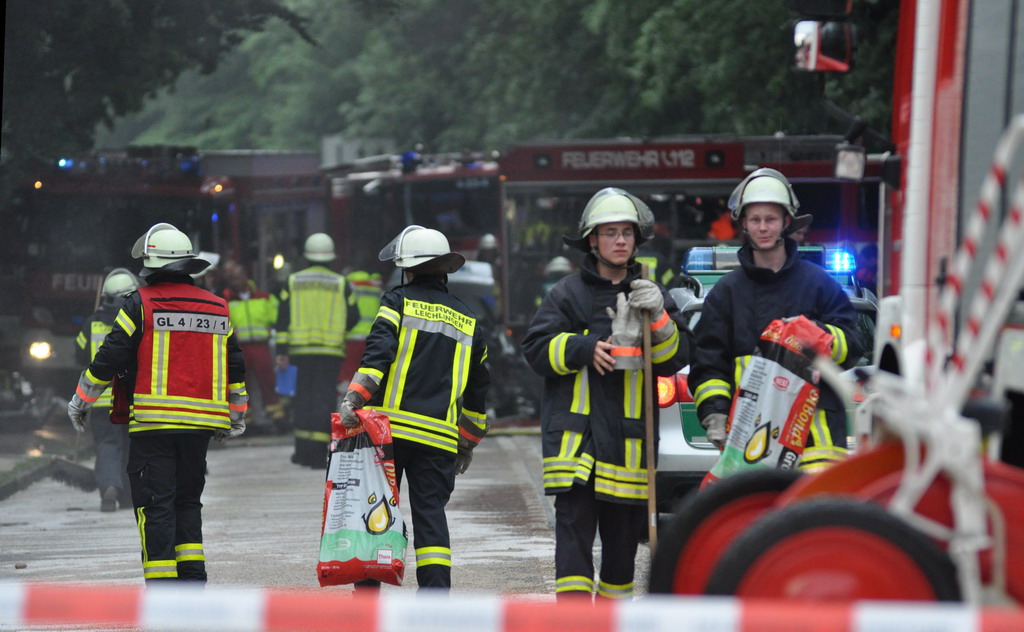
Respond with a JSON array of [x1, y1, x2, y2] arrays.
[[596, 229, 635, 240]]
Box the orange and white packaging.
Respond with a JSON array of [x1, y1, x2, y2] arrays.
[[317, 409, 407, 586], [702, 316, 834, 487]]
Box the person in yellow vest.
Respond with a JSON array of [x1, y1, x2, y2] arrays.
[[339, 225, 491, 591], [337, 268, 383, 389], [67, 223, 247, 585], [74, 268, 139, 512], [222, 260, 284, 427], [275, 233, 359, 468]]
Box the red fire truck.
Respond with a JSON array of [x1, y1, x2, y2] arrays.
[[648, 0, 1024, 604], [869, 0, 1023, 380], [497, 136, 883, 335], [0, 147, 326, 422], [325, 151, 502, 276]]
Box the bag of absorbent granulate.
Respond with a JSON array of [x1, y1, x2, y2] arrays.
[[701, 316, 835, 487], [317, 409, 407, 586]]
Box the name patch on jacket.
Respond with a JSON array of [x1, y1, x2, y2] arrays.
[[404, 299, 474, 335], [154, 311, 230, 334]]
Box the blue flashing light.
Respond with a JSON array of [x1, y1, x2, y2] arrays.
[[684, 247, 715, 272], [211, 212, 219, 223], [826, 248, 856, 273], [57, 158, 74, 169]]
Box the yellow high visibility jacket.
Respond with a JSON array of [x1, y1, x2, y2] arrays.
[[275, 266, 359, 357], [223, 281, 278, 343], [347, 270, 382, 340]]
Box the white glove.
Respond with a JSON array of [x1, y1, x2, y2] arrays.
[[701, 413, 728, 450], [67, 394, 91, 433], [215, 418, 246, 442], [339, 399, 361, 428], [628, 279, 664, 314], [455, 436, 474, 475], [605, 292, 643, 371]]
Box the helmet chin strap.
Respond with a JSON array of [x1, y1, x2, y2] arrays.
[[742, 229, 785, 252], [591, 245, 634, 270]]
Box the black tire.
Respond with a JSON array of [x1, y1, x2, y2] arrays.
[[649, 468, 802, 594], [705, 498, 962, 601]]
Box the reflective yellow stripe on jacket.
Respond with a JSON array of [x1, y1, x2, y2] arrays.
[[542, 430, 594, 493], [370, 297, 478, 453]]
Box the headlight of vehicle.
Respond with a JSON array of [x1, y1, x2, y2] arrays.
[[29, 340, 53, 360]]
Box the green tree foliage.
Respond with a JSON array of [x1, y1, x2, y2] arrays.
[[19, 0, 900, 160], [2, 0, 311, 192]]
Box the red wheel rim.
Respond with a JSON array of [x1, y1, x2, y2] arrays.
[[733, 527, 941, 600], [671, 492, 780, 594]]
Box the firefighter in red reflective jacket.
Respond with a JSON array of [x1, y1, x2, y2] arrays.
[[67, 223, 247, 585], [339, 225, 491, 591], [522, 188, 693, 601]]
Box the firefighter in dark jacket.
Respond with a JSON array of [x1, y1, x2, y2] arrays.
[[690, 168, 863, 472], [67, 223, 248, 584], [339, 225, 491, 591], [275, 232, 360, 468], [522, 188, 693, 601], [74, 268, 139, 512]]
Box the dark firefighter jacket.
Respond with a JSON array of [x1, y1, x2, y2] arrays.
[[521, 255, 693, 505], [358, 275, 491, 454], [83, 271, 246, 434], [690, 238, 863, 422]]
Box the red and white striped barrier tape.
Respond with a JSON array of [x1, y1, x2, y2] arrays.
[[2, 582, 1024, 632]]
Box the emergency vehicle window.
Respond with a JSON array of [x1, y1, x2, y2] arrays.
[[407, 178, 501, 251], [856, 182, 880, 231], [792, 183, 842, 230]]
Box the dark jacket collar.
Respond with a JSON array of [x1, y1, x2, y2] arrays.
[[579, 254, 641, 287], [738, 238, 800, 283]]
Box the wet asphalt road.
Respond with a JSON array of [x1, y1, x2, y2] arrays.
[[0, 431, 650, 599]]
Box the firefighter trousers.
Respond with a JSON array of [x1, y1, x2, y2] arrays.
[[355, 438, 456, 590], [127, 432, 211, 584], [799, 407, 849, 472], [291, 354, 343, 468], [90, 406, 130, 503], [553, 478, 645, 601]]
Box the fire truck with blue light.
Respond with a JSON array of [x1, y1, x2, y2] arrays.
[[649, 0, 1024, 606]]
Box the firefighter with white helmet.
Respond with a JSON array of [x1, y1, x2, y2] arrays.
[[275, 232, 360, 467], [522, 187, 693, 600], [690, 168, 862, 469], [67, 222, 247, 584], [727, 167, 812, 249], [73, 268, 139, 511], [339, 225, 490, 591]]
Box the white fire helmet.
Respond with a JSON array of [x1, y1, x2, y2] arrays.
[[131, 223, 209, 277], [99, 268, 139, 308], [563, 187, 655, 252], [544, 256, 573, 276], [304, 233, 336, 262], [479, 233, 497, 250], [102, 269, 139, 296], [728, 168, 811, 234], [379, 225, 466, 274]]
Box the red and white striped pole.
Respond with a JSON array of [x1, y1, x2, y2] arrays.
[[928, 114, 1024, 404]]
